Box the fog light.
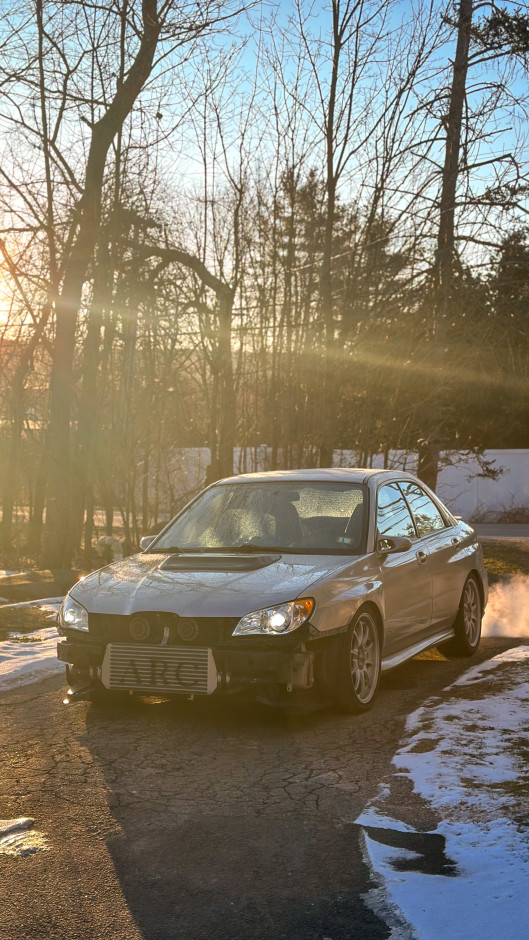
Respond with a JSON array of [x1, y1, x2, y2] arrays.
[[129, 616, 151, 641]]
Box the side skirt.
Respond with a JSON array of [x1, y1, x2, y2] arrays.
[[381, 629, 455, 672]]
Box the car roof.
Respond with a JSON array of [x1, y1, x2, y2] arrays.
[[213, 468, 420, 486]]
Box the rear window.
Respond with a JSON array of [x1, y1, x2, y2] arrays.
[[399, 481, 446, 537]]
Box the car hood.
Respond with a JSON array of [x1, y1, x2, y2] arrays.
[[70, 551, 355, 618]]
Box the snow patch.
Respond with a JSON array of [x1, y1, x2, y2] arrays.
[[359, 828, 419, 940], [355, 809, 418, 834], [1, 597, 63, 614], [0, 818, 49, 857], [0, 623, 63, 689], [358, 646, 529, 939], [362, 818, 529, 940], [451, 644, 529, 687]]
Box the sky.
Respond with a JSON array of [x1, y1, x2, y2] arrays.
[[1, 0, 529, 328]]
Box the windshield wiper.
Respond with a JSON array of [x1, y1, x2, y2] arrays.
[[151, 546, 183, 553], [223, 543, 279, 553], [152, 544, 281, 554]]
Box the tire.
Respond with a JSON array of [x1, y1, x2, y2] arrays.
[[441, 574, 482, 658], [337, 608, 381, 713], [64, 666, 129, 706], [65, 664, 90, 688]]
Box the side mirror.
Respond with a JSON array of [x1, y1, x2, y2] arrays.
[[140, 535, 156, 552], [377, 535, 412, 555]]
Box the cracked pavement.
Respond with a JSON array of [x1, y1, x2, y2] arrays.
[[0, 637, 517, 940]]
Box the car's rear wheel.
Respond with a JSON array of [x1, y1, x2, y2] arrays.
[[441, 574, 482, 657], [337, 609, 381, 713]]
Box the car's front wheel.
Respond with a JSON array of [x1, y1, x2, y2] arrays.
[[337, 608, 381, 713], [441, 574, 482, 657]]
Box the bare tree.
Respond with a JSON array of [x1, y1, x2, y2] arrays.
[[0, 0, 250, 566], [416, 0, 529, 487]]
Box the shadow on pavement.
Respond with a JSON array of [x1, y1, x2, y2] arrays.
[[81, 693, 393, 940], [78, 641, 516, 940]]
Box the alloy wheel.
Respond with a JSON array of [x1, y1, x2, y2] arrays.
[[349, 612, 380, 704], [463, 578, 481, 647]]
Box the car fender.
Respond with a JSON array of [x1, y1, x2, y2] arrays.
[[308, 573, 384, 637]]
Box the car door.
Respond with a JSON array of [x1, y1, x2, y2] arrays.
[[399, 480, 463, 632], [376, 482, 433, 657]]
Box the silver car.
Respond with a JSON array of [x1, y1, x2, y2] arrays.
[[57, 469, 487, 712]]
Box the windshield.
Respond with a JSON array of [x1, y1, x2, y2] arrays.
[[151, 481, 368, 555]]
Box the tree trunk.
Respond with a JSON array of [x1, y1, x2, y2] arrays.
[[1, 294, 52, 551], [78, 276, 107, 568], [434, 0, 472, 329], [319, 3, 341, 468], [41, 0, 161, 568], [417, 0, 472, 489], [417, 441, 440, 491], [1, 378, 24, 550], [216, 291, 236, 479], [27, 445, 47, 554]]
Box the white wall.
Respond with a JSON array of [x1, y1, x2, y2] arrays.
[[334, 449, 529, 520], [153, 448, 529, 522], [436, 450, 529, 520]]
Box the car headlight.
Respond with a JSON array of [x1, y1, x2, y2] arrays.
[[59, 596, 89, 632], [233, 598, 314, 636]]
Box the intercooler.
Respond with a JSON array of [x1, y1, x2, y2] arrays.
[[100, 644, 218, 694]]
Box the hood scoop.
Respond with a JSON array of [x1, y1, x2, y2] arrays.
[[158, 552, 281, 572]]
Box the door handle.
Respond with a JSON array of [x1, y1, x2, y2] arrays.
[[451, 537, 460, 546], [416, 550, 428, 565]]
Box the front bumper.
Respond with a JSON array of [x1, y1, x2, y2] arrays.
[[57, 636, 315, 693], [57, 637, 104, 670]]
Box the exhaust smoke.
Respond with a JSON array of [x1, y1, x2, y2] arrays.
[[482, 575, 529, 638]]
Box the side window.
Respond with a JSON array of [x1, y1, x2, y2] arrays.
[[400, 482, 446, 537], [376, 483, 416, 539]]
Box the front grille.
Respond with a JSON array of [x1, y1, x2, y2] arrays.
[[89, 612, 238, 646]]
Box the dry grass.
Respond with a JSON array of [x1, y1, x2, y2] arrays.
[[481, 539, 529, 583], [0, 605, 50, 641]]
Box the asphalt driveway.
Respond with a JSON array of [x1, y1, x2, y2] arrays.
[[0, 637, 519, 940]]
